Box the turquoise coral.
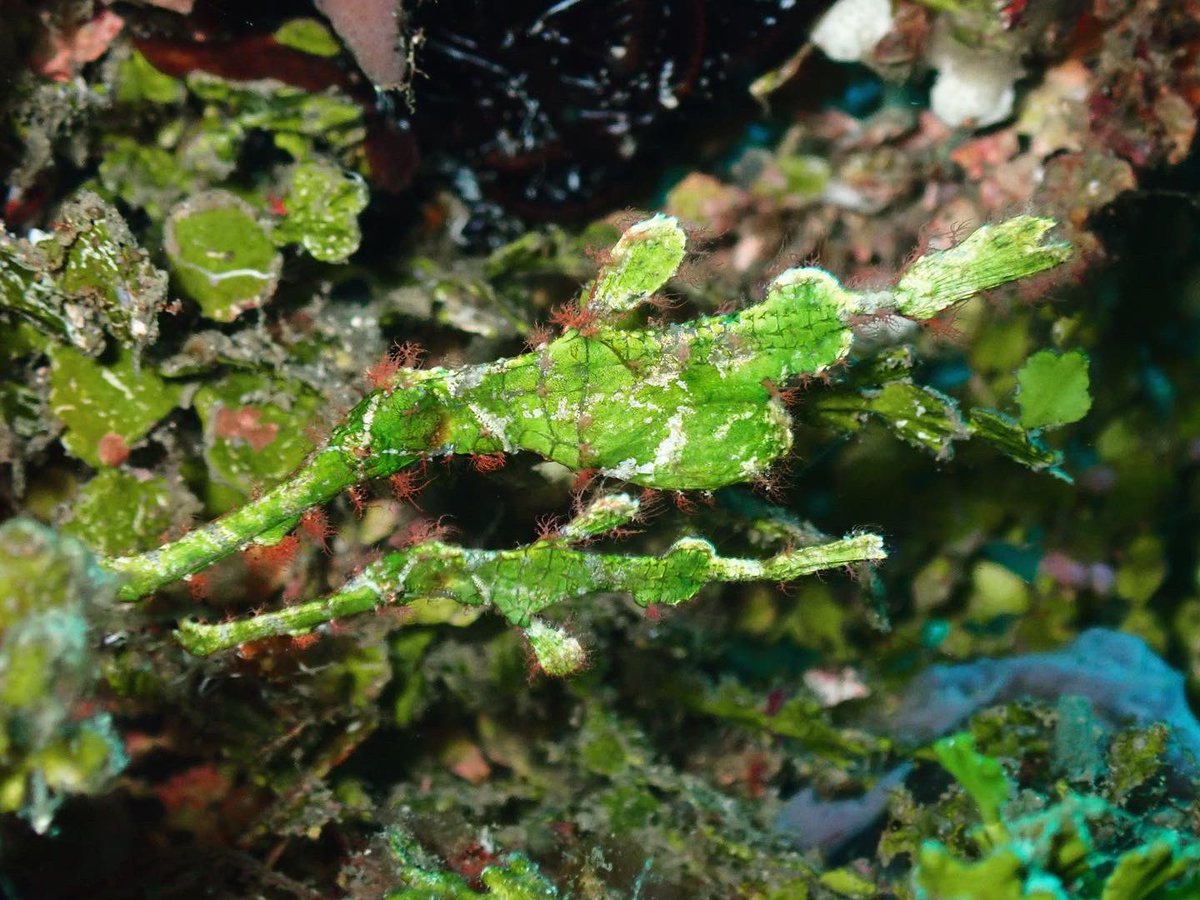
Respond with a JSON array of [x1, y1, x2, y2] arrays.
[[912, 731, 1200, 899]]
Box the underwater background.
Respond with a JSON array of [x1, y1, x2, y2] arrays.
[[2, 1, 1200, 897]]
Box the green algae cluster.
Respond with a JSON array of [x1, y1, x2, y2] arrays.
[[272, 160, 370, 264], [0, 519, 126, 833], [909, 731, 1200, 899], [382, 827, 562, 899], [0, 192, 167, 355]]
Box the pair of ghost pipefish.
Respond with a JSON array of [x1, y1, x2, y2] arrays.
[[101, 215, 1071, 668]]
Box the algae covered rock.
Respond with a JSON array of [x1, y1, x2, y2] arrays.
[[0, 519, 126, 833], [0, 191, 168, 354]]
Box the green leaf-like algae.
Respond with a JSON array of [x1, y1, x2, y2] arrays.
[[185, 71, 365, 156], [165, 191, 282, 321], [273, 18, 341, 57], [193, 372, 323, 512], [63, 469, 192, 557], [932, 733, 1011, 828], [1016, 349, 1092, 429], [1106, 723, 1168, 801], [1101, 838, 1200, 900], [384, 826, 560, 898], [98, 136, 194, 223], [272, 160, 369, 263], [818, 867, 878, 897], [913, 845, 1026, 900], [49, 345, 181, 467], [115, 49, 185, 105], [1113, 534, 1166, 605]]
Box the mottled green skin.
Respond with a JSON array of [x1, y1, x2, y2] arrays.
[[104, 215, 1070, 601], [175, 514, 885, 657], [383, 827, 560, 898], [438, 267, 853, 486], [104, 273, 851, 600]]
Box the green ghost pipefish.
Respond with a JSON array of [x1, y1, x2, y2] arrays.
[[103, 214, 1070, 604], [175, 492, 886, 670]]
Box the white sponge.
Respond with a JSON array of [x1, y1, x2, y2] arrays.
[[811, 0, 894, 64], [930, 38, 1020, 128]]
